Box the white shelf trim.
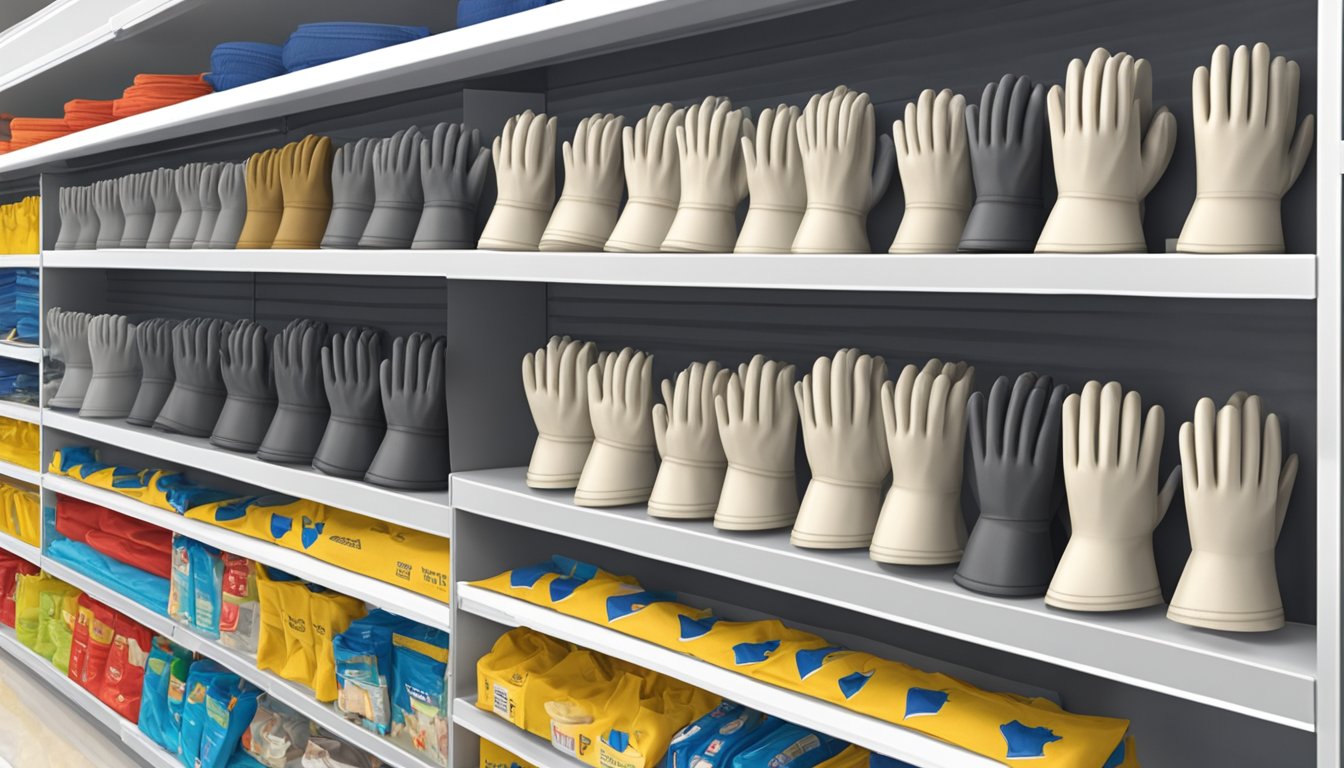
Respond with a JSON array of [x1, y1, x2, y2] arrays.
[[0, 255, 39, 268], [0, 458, 40, 486], [0, 399, 40, 424], [453, 697, 586, 768], [40, 556, 179, 640], [0, 529, 40, 565], [0, 343, 40, 364]]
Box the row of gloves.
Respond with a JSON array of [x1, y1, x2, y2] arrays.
[[46, 309, 449, 491], [523, 339, 1299, 633]]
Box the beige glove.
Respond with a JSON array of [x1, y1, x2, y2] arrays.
[[605, 104, 686, 252], [1177, 43, 1314, 253], [714, 355, 799, 531], [792, 349, 889, 549], [1036, 49, 1177, 252], [889, 89, 972, 253], [870, 359, 975, 564], [661, 96, 752, 253], [735, 105, 804, 253], [575, 348, 657, 507], [648, 362, 730, 518], [479, 110, 558, 251], [1168, 393, 1299, 631], [522, 336, 601, 489], [541, 113, 625, 251], [791, 85, 894, 254], [1046, 380, 1181, 611]]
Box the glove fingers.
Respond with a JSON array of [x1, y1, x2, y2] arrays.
[[1017, 374, 1050, 458]]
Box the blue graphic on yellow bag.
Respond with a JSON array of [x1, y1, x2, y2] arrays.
[[1000, 721, 1063, 759], [732, 640, 781, 666], [795, 646, 847, 679], [836, 671, 873, 700], [678, 615, 720, 641], [904, 688, 949, 719], [607, 590, 678, 622]]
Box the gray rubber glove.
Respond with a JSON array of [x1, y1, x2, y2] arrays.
[[359, 128, 424, 248], [322, 139, 375, 249], [170, 163, 205, 248], [314, 328, 386, 478], [211, 319, 277, 452], [93, 179, 125, 249], [155, 317, 230, 436], [959, 75, 1048, 252], [194, 163, 223, 249], [257, 318, 330, 464], [146, 168, 180, 248], [954, 372, 1067, 596], [81, 315, 142, 418], [366, 332, 448, 490], [210, 162, 247, 248], [54, 187, 80, 250], [120, 172, 155, 248], [49, 308, 94, 409], [127, 318, 177, 427], [412, 123, 491, 249], [74, 186, 100, 250]]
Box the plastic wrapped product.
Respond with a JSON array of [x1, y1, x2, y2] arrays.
[[475, 627, 569, 729], [243, 694, 311, 767], [137, 636, 193, 752], [97, 614, 153, 723], [69, 593, 117, 694], [0, 554, 38, 627], [179, 661, 241, 765], [479, 738, 536, 768], [220, 554, 260, 655], [190, 540, 225, 637], [309, 590, 368, 703], [665, 701, 745, 767], [333, 630, 392, 734], [729, 723, 847, 768], [390, 642, 449, 764], [678, 705, 780, 766], [168, 535, 194, 626], [301, 736, 381, 768], [198, 682, 261, 768]]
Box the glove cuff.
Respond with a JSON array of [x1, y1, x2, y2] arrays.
[[154, 381, 228, 437], [526, 432, 594, 489], [647, 455, 728, 519], [320, 203, 375, 249], [79, 370, 143, 419], [1045, 534, 1163, 612], [365, 423, 449, 491], [661, 203, 739, 253], [574, 437, 656, 507], [273, 204, 334, 250], [540, 195, 621, 252], [145, 210, 181, 249], [412, 202, 477, 250], [1167, 551, 1284, 632], [790, 206, 870, 254], [1176, 195, 1287, 254], [790, 475, 883, 549], [210, 393, 279, 453], [1036, 195, 1145, 253], [889, 204, 971, 254], [953, 516, 1055, 597], [957, 196, 1044, 253], [208, 208, 246, 249], [95, 219, 127, 250], [479, 200, 553, 251], [120, 211, 155, 249], [605, 196, 679, 253], [869, 485, 966, 565], [192, 210, 221, 249], [735, 205, 805, 254], [126, 377, 175, 426], [170, 210, 203, 248], [49, 364, 95, 410], [313, 413, 386, 479], [359, 203, 423, 249], [256, 402, 331, 464], [712, 463, 798, 531], [236, 208, 283, 249]]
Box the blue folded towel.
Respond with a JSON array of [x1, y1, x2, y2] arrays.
[[458, 0, 556, 27], [205, 42, 285, 91], [281, 22, 430, 73]]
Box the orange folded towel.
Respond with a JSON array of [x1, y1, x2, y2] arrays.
[[63, 99, 119, 131], [112, 73, 214, 118], [8, 117, 72, 148]]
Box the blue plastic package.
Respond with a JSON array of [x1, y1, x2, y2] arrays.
[[179, 662, 240, 768], [666, 701, 746, 767], [138, 636, 179, 751], [730, 723, 847, 768], [46, 537, 170, 614], [198, 681, 260, 768], [688, 709, 781, 767], [390, 644, 449, 764], [333, 630, 391, 734], [190, 540, 224, 637]]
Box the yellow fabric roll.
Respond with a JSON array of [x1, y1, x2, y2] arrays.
[[300, 508, 451, 602], [237, 147, 284, 249], [476, 627, 571, 729], [480, 738, 537, 768], [309, 589, 367, 703], [273, 135, 334, 249]]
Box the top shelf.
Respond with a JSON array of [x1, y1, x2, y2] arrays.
[[0, 0, 845, 179]]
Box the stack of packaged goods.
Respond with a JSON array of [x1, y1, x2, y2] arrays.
[[47, 496, 173, 616], [0, 552, 39, 625]]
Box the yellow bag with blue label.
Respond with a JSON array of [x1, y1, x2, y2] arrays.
[[309, 589, 367, 703], [48, 447, 151, 495], [480, 738, 536, 768], [0, 417, 38, 470], [299, 508, 451, 602], [476, 627, 571, 729], [185, 495, 326, 550], [522, 650, 621, 740]]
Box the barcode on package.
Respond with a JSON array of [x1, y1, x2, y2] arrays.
[[492, 683, 510, 719], [551, 723, 578, 755]]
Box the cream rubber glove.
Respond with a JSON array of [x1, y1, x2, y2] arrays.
[[120, 173, 155, 248], [605, 104, 685, 252], [792, 349, 889, 548], [1037, 49, 1177, 252], [522, 336, 601, 489], [541, 113, 625, 251], [479, 110, 558, 251], [1168, 393, 1299, 631], [575, 347, 656, 507], [649, 361, 730, 519], [1177, 43, 1314, 253], [713, 355, 799, 531], [791, 85, 895, 254], [889, 89, 971, 253], [871, 358, 974, 564], [1046, 380, 1181, 611], [735, 105, 804, 254], [661, 96, 752, 253]]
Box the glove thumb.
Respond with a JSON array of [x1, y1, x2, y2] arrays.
[[1276, 453, 1300, 537], [1283, 114, 1315, 195], [652, 403, 669, 458], [1138, 106, 1177, 199], [1156, 464, 1182, 525], [868, 134, 896, 211]]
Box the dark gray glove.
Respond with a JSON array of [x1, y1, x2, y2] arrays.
[[170, 163, 205, 248], [146, 168, 180, 249], [412, 122, 491, 249], [49, 308, 94, 409], [93, 179, 125, 249], [81, 315, 141, 418], [954, 372, 1067, 597], [155, 317, 230, 436], [359, 128, 423, 249], [958, 75, 1047, 252], [73, 186, 100, 250], [211, 319, 277, 452], [366, 332, 448, 490], [54, 187, 80, 250], [257, 318, 330, 464], [321, 139, 375, 248], [120, 172, 155, 248], [210, 161, 248, 248], [314, 328, 386, 478], [128, 318, 177, 426], [193, 163, 223, 249]]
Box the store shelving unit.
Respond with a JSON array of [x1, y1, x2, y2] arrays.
[[0, 625, 125, 733], [0, 343, 41, 364], [0, 458, 39, 486], [0, 399, 40, 425], [0, 529, 39, 566], [452, 700, 586, 768]]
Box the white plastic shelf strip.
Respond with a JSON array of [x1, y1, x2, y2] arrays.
[[453, 698, 587, 768], [0, 459, 40, 486], [0, 343, 41, 364], [0, 400, 40, 425], [0, 529, 41, 566]]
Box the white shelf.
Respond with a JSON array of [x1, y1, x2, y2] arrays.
[[0, 0, 844, 180], [119, 724, 181, 768], [453, 697, 586, 768], [0, 399, 40, 424], [0, 458, 40, 486], [451, 468, 1318, 731], [40, 555, 179, 640], [0, 342, 40, 364], [46, 473, 451, 631], [0, 255, 39, 268], [41, 249, 1318, 298], [0, 624, 124, 733], [43, 410, 453, 538], [457, 583, 999, 768], [0, 529, 40, 565]]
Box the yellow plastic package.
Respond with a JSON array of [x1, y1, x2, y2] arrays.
[[7, 483, 40, 547], [185, 495, 322, 550], [480, 737, 536, 768], [523, 650, 621, 740], [13, 572, 59, 648], [309, 589, 367, 703], [300, 508, 451, 602], [0, 418, 39, 470], [476, 627, 571, 729], [255, 565, 293, 677]]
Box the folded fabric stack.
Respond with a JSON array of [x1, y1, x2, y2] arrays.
[[63, 99, 119, 132], [457, 0, 557, 27], [13, 267, 38, 340], [48, 495, 173, 614], [0, 416, 38, 469], [281, 22, 430, 73], [0, 481, 40, 547], [7, 117, 71, 149], [0, 359, 39, 404], [112, 74, 214, 118], [204, 42, 285, 92]]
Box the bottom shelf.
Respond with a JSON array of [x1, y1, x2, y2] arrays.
[[120, 724, 181, 768], [0, 624, 124, 733], [453, 696, 585, 768]]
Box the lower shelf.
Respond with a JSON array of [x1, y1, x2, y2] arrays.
[[0, 530, 39, 565], [453, 696, 585, 768], [120, 724, 182, 768], [0, 624, 123, 733]]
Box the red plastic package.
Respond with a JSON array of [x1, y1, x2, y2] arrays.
[[0, 554, 39, 627], [68, 593, 118, 694], [98, 614, 153, 722]]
